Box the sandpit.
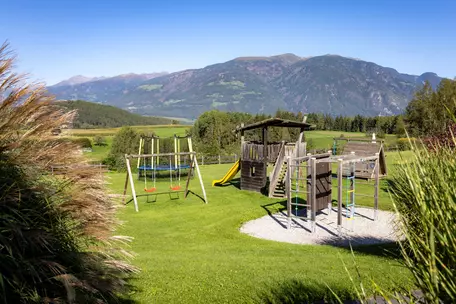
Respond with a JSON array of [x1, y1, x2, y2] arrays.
[[240, 207, 402, 246]]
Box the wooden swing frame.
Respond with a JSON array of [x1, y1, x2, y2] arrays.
[[123, 151, 208, 212]]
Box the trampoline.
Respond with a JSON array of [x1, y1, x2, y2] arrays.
[[138, 165, 191, 171]]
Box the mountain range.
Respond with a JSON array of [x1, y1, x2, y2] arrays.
[[47, 54, 443, 119]]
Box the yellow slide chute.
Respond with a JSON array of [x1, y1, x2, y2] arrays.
[[212, 160, 240, 186]]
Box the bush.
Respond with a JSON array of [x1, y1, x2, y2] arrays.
[[395, 138, 410, 151], [388, 145, 456, 302], [0, 42, 135, 303], [72, 137, 92, 149], [94, 135, 107, 146], [108, 126, 140, 171]]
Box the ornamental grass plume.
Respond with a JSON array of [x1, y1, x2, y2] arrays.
[[387, 136, 456, 303], [0, 42, 137, 304]]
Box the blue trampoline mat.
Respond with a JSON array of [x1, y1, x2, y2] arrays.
[[138, 165, 190, 171]]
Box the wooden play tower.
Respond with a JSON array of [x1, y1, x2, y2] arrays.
[[233, 118, 311, 198]]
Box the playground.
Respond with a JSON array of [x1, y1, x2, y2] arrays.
[[108, 151, 413, 303], [107, 123, 414, 303]]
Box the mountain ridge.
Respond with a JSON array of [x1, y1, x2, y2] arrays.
[[48, 54, 443, 119]]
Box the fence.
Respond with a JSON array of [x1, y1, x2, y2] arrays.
[[197, 154, 238, 165]]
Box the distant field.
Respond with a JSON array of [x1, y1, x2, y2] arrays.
[[64, 125, 191, 137], [306, 130, 397, 151], [79, 128, 399, 163]]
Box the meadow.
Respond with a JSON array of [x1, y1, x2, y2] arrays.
[[81, 128, 415, 303]]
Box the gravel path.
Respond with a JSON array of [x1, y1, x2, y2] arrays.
[[240, 207, 402, 246]]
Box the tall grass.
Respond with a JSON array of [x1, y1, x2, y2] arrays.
[[387, 142, 456, 303], [0, 42, 136, 303]]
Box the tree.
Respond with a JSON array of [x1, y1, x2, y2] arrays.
[[404, 80, 456, 137], [107, 126, 140, 170], [94, 135, 107, 146], [0, 42, 135, 303], [394, 116, 406, 137]]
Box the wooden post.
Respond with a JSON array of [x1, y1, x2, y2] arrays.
[[122, 172, 129, 205], [374, 152, 379, 221], [193, 156, 208, 204], [201, 155, 204, 165], [262, 126, 268, 185], [350, 160, 355, 218], [218, 154, 221, 164], [174, 135, 178, 169], [177, 136, 181, 167], [126, 156, 139, 212], [311, 157, 317, 233], [240, 123, 245, 145], [151, 137, 155, 169], [337, 159, 343, 235], [156, 138, 160, 165], [286, 156, 292, 229], [137, 137, 143, 168], [184, 156, 195, 198]]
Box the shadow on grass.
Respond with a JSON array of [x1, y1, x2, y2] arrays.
[[257, 279, 359, 304], [216, 177, 241, 189], [261, 200, 288, 228], [318, 237, 402, 260]]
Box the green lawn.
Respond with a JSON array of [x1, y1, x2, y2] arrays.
[[302, 130, 397, 152], [109, 151, 414, 303]]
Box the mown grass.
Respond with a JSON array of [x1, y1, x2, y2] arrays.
[[108, 151, 414, 303], [304, 130, 397, 151]]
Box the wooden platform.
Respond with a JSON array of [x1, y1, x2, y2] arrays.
[[342, 142, 387, 179]]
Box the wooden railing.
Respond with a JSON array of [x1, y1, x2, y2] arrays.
[[268, 141, 287, 197]]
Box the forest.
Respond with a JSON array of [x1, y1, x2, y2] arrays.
[[57, 100, 179, 128], [188, 79, 456, 154]]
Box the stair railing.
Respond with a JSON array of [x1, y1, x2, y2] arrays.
[[268, 141, 286, 197]]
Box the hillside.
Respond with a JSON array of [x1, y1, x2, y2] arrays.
[[48, 54, 443, 118], [56, 100, 177, 128]]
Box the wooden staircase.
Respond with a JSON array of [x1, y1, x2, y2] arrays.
[[270, 161, 288, 198], [268, 141, 287, 198]]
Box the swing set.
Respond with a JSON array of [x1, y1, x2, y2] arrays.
[[141, 153, 188, 193], [124, 151, 208, 212]]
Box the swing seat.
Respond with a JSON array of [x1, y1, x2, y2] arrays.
[[144, 187, 157, 193], [170, 185, 181, 191]]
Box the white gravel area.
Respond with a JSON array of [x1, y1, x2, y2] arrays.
[[240, 207, 402, 246]]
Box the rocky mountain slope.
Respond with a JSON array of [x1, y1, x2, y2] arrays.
[[48, 55, 442, 119]]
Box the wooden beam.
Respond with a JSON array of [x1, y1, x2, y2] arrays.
[[337, 159, 343, 235], [122, 172, 129, 205], [126, 152, 196, 158], [137, 137, 143, 168], [184, 156, 195, 198], [286, 157, 292, 229], [310, 157, 317, 233], [193, 156, 208, 204], [125, 157, 139, 212], [374, 152, 379, 220]]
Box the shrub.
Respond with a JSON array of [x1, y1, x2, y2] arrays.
[[0, 42, 136, 303], [423, 122, 456, 151], [94, 135, 107, 146], [387, 145, 456, 303], [108, 126, 140, 171], [395, 138, 410, 151], [72, 137, 92, 149]]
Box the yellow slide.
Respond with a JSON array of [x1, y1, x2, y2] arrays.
[[212, 160, 240, 186]]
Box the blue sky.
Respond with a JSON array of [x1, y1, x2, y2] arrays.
[[1, 0, 455, 85]]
